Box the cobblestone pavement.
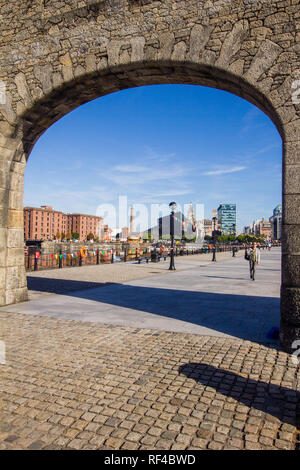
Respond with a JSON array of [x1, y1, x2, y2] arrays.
[[0, 312, 299, 450]]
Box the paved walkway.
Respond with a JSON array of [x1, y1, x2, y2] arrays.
[[2, 249, 280, 343], [0, 247, 299, 450], [25, 250, 244, 297]]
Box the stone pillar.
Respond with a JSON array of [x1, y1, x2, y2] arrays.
[[0, 151, 10, 306], [0, 126, 28, 306], [280, 137, 300, 353]]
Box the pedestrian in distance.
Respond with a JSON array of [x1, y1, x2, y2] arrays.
[[246, 242, 260, 281]]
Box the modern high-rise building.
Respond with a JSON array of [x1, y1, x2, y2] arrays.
[[217, 204, 236, 235], [158, 211, 184, 240], [158, 211, 195, 239], [269, 204, 282, 240]]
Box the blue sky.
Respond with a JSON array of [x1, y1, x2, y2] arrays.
[[24, 84, 282, 232]]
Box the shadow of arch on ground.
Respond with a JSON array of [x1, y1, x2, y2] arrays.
[[178, 362, 299, 428], [26, 276, 280, 345]]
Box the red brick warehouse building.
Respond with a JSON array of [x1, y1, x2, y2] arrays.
[[24, 206, 104, 242]]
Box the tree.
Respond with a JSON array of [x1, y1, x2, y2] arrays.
[[143, 233, 152, 242], [61, 232, 65, 240], [237, 234, 247, 243], [237, 234, 266, 245], [216, 234, 228, 243], [72, 232, 79, 239], [56, 232, 60, 240], [182, 234, 196, 243], [87, 232, 94, 241]]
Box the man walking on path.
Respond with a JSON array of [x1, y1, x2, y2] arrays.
[[248, 242, 261, 281]]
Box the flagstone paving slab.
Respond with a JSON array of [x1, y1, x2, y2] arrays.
[[1, 249, 280, 343], [25, 251, 243, 298]]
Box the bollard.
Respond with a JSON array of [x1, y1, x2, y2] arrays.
[[79, 254, 82, 267], [34, 257, 38, 271], [59, 250, 62, 269], [96, 250, 99, 265], [124, 249, 127, 263], [111, 251, 114, 264]]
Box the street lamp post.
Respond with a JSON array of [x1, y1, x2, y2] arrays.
[[169, 201, 176, 270], [212, 216, 217, 262]]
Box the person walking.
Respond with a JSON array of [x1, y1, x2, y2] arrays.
[[248, 242, 260, 281]]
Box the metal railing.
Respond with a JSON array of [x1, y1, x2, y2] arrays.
[[25, 245, 241, 272]]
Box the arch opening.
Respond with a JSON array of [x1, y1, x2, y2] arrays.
[[1, 59, 298, 353], [20, 73, 284, 346]]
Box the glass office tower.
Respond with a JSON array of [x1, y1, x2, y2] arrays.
[[217, 204, 236, 235]]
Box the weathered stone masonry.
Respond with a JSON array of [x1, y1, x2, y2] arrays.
[[0, 0, 299, 351]]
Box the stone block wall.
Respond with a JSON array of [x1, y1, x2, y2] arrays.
[[0, 0, 299, 351]]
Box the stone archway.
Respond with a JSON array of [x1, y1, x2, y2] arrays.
[[0, 0, 299, 351]]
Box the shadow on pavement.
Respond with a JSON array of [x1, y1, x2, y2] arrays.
[[27, 277, 111, 294], [178, 363, 299, 427], [27, 276, 280, 344]]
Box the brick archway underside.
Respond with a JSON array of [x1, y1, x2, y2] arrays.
[[0, 0, 299, 351]]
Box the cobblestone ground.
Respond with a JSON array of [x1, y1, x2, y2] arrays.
[[0, 312, 299, 450]]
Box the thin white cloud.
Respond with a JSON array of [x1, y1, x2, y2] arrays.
[[140, 189, 192, 199], [24, 183, 115, 214], [152, 189, 192, 197], [144, 147, 176, 162], [202, 166, 247, 176], [241, 107, 265, 133], [106, 166, 187, 185], [114, 165, 148, 173], [104, 155, 190, 187], [255, 143, 280, 155]]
